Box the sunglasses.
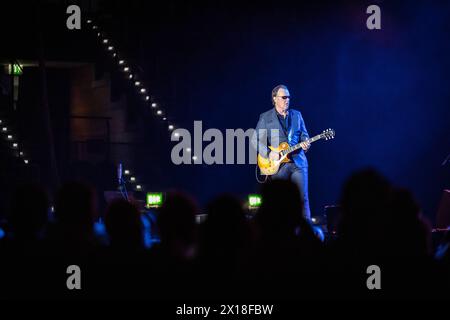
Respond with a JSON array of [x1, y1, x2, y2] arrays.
[[276, 96, 290, 100]]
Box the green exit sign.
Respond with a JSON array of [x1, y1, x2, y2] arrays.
[[146, 192, 163, 208], [248, 194, 262, 208]]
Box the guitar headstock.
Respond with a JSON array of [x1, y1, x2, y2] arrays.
[[322, 128, 335, 140]]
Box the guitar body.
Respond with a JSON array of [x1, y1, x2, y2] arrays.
[[256, 128, 335, 176], [257, 142, 291, 176]]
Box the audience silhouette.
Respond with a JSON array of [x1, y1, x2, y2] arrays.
[[0, 169, 448, 299]]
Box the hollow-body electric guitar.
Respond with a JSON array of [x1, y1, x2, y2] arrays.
[[257, 128, 335, 175]]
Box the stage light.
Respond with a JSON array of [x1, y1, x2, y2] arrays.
[[136, 185, 142, 190], [124, 170, 130, 175], [140, 88, 146, 93], [107, 46, 114, 51], [103, 39, 109, 44], [145, 96, 150, 101], [12, 143, 18, 148], [118, 60, 125, 65], [134, 81, 141, 86], [248, 194, 262, 209], [19, 152, 23, 156], [162, 117, 167, 120], [92, 25, 98, 30], [151, 103, 157, 108], [130, 176, 136, 182], [97, 32, 101, 37], [174, 132, 180, 138], [0, 120, 2, 124], [129, 74, 133, 79], [24, 159, 28, 164], [113, 53, 117, 57], [7, 135, 12, 140], [2, 127, 7, 132], [156, 110, 162, 115], [168, 125, 174, 130], [87, 20, 92, 24], [146, 192, 163, 208], [192, 155, 198, 161], [123, 67, 130, 72], [186, 148, 191, 152]]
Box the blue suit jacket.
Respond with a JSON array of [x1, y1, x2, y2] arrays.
[[251, 108, 309, 168]]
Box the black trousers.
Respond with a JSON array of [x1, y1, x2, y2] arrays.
[[271, 162, 311, 220]]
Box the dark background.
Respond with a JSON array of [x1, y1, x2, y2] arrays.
[[1, 0, 450, 222]]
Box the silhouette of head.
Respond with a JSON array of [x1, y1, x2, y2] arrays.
[[158, 191, 198, 258], [105, 199, 143, 249], [54, 181, 95, 237], [9, 183, 49, 239], [338, 168, 391, 251], [202, 194, 249, 254], [257, 179, 304, 238], [389, 188, 431, 256]]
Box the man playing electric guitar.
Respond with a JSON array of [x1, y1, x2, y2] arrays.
[[251, 84, 311, 220]]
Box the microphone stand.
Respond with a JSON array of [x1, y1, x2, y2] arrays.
[[119, 177, 129, 201], [118, 163, 129, 201]]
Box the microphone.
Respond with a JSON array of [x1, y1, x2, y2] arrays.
[[117, 163, 123, 184]]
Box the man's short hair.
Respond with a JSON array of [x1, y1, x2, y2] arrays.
[[272, 84, 288, 105]]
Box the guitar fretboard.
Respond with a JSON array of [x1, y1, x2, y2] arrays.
[[282, 134, 324, 155]]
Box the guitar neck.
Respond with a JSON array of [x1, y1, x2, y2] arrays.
[[284, 134, 323, 154]]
